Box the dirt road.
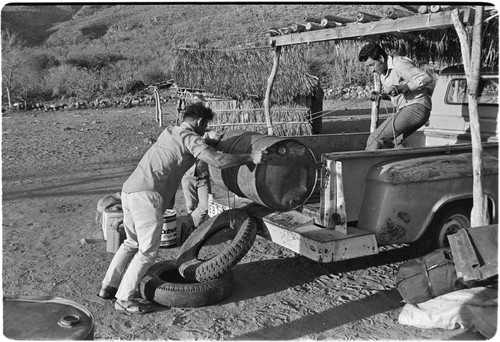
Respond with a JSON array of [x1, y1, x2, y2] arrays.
[[2, 103, 483, 340]]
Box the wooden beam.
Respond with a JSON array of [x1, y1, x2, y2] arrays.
[[270, 8, 473, 47], [322, 14, 356, 24], [356, 12, 382, 23], [399, 5, 419, 13]]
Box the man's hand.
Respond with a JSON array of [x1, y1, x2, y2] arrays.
[[251, 149, 269, 164], [386, 84, 410, 96], [386, 85, 399, 96], [370, 91, 381, 102], [204, 130, 223, 146]]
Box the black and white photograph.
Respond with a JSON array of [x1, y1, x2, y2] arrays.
[[2, 1, 498, 340]]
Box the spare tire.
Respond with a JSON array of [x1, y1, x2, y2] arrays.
[[177, 209, 257, 282], [139, 259, 233, 307]]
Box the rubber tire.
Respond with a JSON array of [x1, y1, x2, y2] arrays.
[[411, 203, 472, 256], [139, 259, 233, 307], [177, 209, 257, 282]]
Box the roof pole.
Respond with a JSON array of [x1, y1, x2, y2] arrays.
[[264, 46, 281, 135], [370, 73, 381, 132], [452, 6, 488, 227]]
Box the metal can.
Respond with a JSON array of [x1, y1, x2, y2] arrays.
[[3, 296, 95, 340], [161, 209, 177, 248]]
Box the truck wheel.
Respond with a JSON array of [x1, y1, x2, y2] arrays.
[[412, 204, 472, 256], [139, 259, 233, 307], [177, 209, 257, 282]]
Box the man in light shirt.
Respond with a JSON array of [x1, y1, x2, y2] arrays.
[[99, 102, 268, 314], [359, 43, 433, 150]]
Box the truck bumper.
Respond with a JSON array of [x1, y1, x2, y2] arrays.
[[209, 197, 378, 263]]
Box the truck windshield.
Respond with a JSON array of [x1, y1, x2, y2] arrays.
[[446, 78, 499, 105]]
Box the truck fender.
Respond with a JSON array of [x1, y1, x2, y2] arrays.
[[357, 152, 497, 245]]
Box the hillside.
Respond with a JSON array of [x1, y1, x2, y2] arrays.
[[0, 5, 82, 46], [2, 4, 395, 49], [2, 3, 399, 106], [6, 3, 492, 108]]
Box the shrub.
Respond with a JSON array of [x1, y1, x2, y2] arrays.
[[44, 64, 102, 101], [25, 51, 60, 72], [138, 62, 172, 86], [66, 51, 125, 71]]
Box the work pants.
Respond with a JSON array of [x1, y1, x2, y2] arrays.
[[366, 104, 430, 150], [102, 191, 163, 301], [182, 175, 211, 227]]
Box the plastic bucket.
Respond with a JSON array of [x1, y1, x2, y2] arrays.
[[3, 296, 95, 340], [161, 209, 177, 247], [210, 130, 317, 211]]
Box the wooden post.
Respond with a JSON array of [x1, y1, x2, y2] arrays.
[[370, 73, 381, 132], [264, 46, 281, 135], [451, 7, 488, 227]]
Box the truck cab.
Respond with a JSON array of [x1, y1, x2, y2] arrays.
[[410, 65, 498, 146]]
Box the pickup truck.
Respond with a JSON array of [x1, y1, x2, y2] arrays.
[[208, 65, 498, 262]]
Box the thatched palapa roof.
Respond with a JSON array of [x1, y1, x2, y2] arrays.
[[271, 6, 498, 69], [172, 46, 318, 105]]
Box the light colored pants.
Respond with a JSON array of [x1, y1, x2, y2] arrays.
[[181, 175, 210, 227], [102, 191, 163, 301], [366, 104, 430, 150]]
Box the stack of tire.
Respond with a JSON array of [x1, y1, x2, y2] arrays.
[[139, 209, 257, 307]]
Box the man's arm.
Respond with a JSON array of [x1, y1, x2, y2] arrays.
[[395, 57, 433, 92], [197, 148, 267, 169]]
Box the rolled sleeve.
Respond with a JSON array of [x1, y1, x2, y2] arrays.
[[396, 57, 433, 91], [186, 133, 210, 158]]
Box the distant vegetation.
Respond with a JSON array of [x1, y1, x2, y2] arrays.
[[1, 3, 471, 109]]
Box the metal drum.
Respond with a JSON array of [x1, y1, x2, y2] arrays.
[[3, 296, 95, 340], [210, 130, 317, 211]]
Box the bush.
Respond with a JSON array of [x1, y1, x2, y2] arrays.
[[66, 51, 125, 70], [138, 62, 172, 86], [44, 64, 102, 101], [25, 51, 60, 72]]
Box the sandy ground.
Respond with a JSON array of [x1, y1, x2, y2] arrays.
[[1, 102, 484, 340]]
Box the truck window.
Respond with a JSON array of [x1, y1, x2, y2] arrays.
[[446, 78, 499, 105]]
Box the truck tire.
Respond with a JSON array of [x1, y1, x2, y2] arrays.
[[411, 203, 472, 256], [139, 259, 233, 307], [177, 209, 257, 282]]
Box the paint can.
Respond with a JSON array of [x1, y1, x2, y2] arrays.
[[161, 209, 177, 248]]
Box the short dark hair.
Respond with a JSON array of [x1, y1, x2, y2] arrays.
[[358, 43, 387, 62], [182, 102, 214, 124]]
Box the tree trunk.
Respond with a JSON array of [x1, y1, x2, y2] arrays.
[[264, 47, 281, 135], [451, 7, 488, 227], [469, 6, 488, 226]]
